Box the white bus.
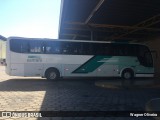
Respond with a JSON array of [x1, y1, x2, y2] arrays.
[[6, 37, 154, 80]]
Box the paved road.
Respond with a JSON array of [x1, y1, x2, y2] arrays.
[[0, 66, 159, 120]]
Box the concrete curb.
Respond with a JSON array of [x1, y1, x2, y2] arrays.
[[95, 79, 160, 89]]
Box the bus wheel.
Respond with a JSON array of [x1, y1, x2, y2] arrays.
[[45, 68, 60, 81], [122, 69, 134, 80]]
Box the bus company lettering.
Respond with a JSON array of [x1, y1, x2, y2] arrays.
[[27, 56, 42, 62]]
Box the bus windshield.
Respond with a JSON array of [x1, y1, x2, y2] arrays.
[[136, 45, 153, 67]]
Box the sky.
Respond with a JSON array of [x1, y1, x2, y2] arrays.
[[0, 0, 61, 39]]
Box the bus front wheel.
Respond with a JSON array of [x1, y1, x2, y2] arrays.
[[122, 69, 134, 80], [45, 68, 60, 81]]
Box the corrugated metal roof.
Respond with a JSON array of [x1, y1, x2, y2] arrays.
[[0, 35, 6, 41], [59, 0, 160, 42]]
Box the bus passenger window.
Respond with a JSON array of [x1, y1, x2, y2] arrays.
[[45, 41, 61, 54], [29, 40, 43, 53], [46, 46, 51, 53], [21, 40, 29, 53]]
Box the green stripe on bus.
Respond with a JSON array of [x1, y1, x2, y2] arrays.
[[72, 56, 112, 73]]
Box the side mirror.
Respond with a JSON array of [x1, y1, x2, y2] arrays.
[[150, 50, 158, 59]]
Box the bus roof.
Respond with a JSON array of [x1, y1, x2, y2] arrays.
[[8, 36, 143, 45]]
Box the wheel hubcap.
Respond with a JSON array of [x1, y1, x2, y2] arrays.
[[124, 72, 131, 79], [49, 72, 56, 79]]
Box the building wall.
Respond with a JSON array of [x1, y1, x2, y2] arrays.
[[143, 38, 160, 77], [0, 40, 6, 60]]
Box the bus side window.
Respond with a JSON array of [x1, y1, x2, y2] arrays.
[[104, 46, 112, 55], [82, 43, 92, 55], [94, 43, 102, 55], [71, 42, 82, 55], [113, 44, 128, 56], [45, 41, 61, 54], [10, 39, 21, 53], [46, 46, 51, 53], [112, 44, 119, 56], [61, 42, 71, 54], [21, 40, 29, 53], [29, 40, 43, 53]]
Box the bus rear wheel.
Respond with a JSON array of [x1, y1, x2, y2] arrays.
[[45, 68, 60, 81]]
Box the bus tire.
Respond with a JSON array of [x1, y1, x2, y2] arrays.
[[122, 69, 134, 80], [45, 68, 60, 81]]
